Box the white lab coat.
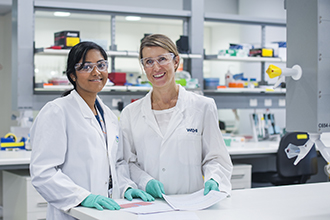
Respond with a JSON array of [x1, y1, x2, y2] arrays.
[[120, 85, 233, 195], [30, 90, 136, 220]]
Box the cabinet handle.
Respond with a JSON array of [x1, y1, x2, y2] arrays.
[[37, 218, 47, 220], [37, 202, 48, 207], [231, 174, 245, 179]]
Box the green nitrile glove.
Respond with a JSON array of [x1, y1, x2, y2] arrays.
[[145, 179, 165, 198], [204, 179, 219, 195], [81, 194, 120, 210], [124, 188, 155, 201]]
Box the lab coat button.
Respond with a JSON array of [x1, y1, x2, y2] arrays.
[[162, 168, 166, 172]]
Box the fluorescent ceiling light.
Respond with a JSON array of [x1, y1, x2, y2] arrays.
[[125, 16, 141, 21], [54, 11, 71, 17]]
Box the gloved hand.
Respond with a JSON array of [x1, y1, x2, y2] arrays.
[[204, 179, 219, 195], [81, 194, 120, 210], [146, 179, 165, 198], [124, 188, 155, 201]]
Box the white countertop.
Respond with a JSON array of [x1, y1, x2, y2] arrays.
[[68, 182, 330, 220], [0, 150, 31, 165], [1, 134, 329, 165], [0, 141, 276, 167], [227, 141, 279, 155]]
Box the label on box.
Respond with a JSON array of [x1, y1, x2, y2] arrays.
[[66, 37, 80, 47]]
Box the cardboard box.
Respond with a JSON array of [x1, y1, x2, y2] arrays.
[[249, 48, 274, 57], [54, 31, 80, 48]]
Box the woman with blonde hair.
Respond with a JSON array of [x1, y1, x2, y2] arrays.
[[120, 34, 233, 198]]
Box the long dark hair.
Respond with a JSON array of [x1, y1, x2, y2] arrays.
[[62, 41, 108, 96]]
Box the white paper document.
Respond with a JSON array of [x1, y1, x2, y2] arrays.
[[118, 199, 174, 215], [162, 189, 227, 211], [118, 189, 227, 215]]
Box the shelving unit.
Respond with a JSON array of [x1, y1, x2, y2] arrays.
[[204, 55, 286, 63], [202, 13, 286, 108], [12, 0, 287, 110], [12, 0, 204, 110], [204, 12, 286, 84]]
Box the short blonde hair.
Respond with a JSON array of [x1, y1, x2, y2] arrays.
[[139, 34, 180, 71]]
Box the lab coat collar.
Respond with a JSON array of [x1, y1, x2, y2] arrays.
[[70, 90, 116, 149], [70, 90, 96, 119], [141, 88, 163, 137], [141, 85, 186, 139]]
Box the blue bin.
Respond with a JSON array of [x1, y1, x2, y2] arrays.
[[204, 78, 219, 90]]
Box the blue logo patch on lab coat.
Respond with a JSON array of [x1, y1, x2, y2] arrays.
[[186, 128, 198, 133], [116, 136, 119, 143]]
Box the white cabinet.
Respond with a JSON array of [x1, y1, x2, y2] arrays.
[[3, 170, 47, 220], [231, 164, 252, 190]]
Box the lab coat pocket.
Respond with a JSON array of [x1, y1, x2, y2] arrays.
[[177, 134, 202, 166]]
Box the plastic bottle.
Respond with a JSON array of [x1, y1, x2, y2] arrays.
[[25, 133, 31, 150], [225, 69, 233, 87]]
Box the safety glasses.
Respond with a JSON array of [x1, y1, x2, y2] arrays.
[[141, 53, 175, 68], [75, 60, 108, 73]]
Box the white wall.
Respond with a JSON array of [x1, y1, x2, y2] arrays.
[[203, 0, 240, 79]]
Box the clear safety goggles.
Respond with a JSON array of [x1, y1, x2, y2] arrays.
[[75, 60, 108, 73], [141, 53, 175, 68]]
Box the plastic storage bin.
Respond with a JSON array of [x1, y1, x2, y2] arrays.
[[108, 72, 126, 86], [204, 78, 219, 90]]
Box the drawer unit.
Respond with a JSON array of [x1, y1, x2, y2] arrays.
[[231, 164, 252, 190], [3, 170, 47, 220]]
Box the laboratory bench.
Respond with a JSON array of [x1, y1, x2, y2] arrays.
[[227, 141, 278, 159], [68, 182, 330, 220], [0, 141, 329, 219], [0, 141, 279, 170], [0, 151, 31, 170]]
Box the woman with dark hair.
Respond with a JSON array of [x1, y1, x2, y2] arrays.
[[30, 41, 153, 220]]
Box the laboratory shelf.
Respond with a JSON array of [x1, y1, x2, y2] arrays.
[[213, 87, 286, 93], [32, 89, 149, 110], [35, 85, 151, 92], [204, 88, 286, 109], [204, 54, 286, 63], [32, 86, 285, 110], [34, 48, 202, 59], [204, 12, 286, 27], [34, 0, 191, 19], [34, 48, 140, 58]]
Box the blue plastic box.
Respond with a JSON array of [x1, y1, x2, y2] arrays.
[[204, 78, 219, 90]]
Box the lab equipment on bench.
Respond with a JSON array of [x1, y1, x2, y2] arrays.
[[0, 133, 26, 150], [250, 112, 280, 142]]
